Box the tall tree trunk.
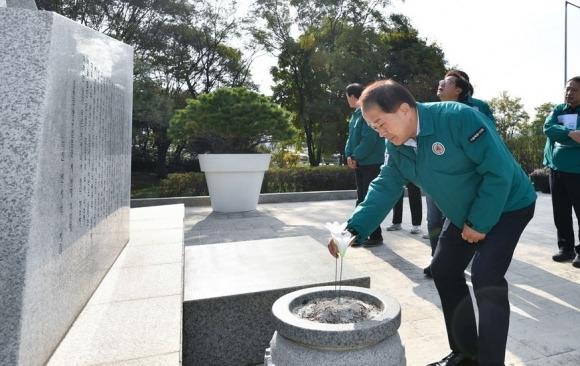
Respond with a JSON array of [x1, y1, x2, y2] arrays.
[[154, 127, 171, 179]]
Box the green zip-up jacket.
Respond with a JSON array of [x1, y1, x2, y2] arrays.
[[344, 108, 385, 166], [467, 95, 496, 125], [347, 102, 536, 240], [543, 103, 580, 173]]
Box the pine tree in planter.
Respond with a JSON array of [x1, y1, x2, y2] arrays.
[[170, 87, 296, 212]]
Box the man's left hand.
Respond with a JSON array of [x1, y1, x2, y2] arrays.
[[461, 224, 486, 243], [327, 237, 339, 258]]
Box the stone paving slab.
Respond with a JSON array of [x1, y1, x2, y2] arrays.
[[183, 192, 580, 366], [48, 204, 185, 365]]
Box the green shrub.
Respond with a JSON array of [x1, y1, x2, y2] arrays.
[[158, 172, 208, 197], [504, 134, 546, 174], [262, 166, 355, 193], [131, 186, 161, 199], [151, 166, 356, 197], [270, 151, 302, 168]]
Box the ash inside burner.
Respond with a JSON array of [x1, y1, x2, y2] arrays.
[[292, 297, 380, 324]]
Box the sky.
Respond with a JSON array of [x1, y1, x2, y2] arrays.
[[238, 0, 580, 118]]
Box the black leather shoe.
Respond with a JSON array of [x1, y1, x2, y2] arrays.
[[426, 351, 473, 366], [573, 254, 580, 268], [363, 238, 383, 247], [552, 249, 576, 262], [423, 265, 432, 277], [351, 241, 364, 248]]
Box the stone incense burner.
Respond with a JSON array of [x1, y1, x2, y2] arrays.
[[264, 286, 406, 366]]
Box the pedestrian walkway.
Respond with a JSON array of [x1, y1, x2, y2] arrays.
[[183, 192, 580, 366]]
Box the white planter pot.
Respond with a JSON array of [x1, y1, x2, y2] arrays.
[[198, 154, 271, 212]]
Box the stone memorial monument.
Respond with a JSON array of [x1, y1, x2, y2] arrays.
[[0, 1, 133, 364]]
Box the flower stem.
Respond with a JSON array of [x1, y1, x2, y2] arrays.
[[338, 256, 344, 304]]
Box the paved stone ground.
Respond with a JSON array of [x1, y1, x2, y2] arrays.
[[183, 192, 580, 366]]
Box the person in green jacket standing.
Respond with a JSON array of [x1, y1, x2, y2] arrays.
[[344, 83, 386, 247], [329, 80, 536, 366], [543, 76, 580, 268]]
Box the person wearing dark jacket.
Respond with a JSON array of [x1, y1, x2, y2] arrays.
[[329, 80, 536, 366]]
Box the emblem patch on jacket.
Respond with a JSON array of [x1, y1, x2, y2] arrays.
[[469, 127, 486, 142], [432, 142, 445, 155]]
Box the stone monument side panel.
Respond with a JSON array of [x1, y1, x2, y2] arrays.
[[20, 11, 133, 366], [0, 8, 133, 366], [0, 9, 55, 366]]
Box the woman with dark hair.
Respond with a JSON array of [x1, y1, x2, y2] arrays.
[[452, 69, 496, 124], [327, 80, 536, 366]]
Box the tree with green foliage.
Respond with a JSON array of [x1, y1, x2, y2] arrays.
[[151, 0, 256, 99], [250, 0, 447, 166], [489, 91, 530, 140], [378, 14, 447, 103], [169, 87, 296, 153], [506, 102, 554, 173], [131, 60, 176, 172], [521, 102, 554, 137], [488, 92, 550, 174], [250, 0, 393, 166]]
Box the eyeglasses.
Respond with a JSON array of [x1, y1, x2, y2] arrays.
[[439, 79, 455, 86]]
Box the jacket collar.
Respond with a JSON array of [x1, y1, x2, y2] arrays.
[[416, 103, 435, 137]]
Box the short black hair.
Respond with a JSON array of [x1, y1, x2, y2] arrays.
[[346, 83, 365, 99]]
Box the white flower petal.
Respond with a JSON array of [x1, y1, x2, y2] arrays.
[[326, 222, 352, 257]]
